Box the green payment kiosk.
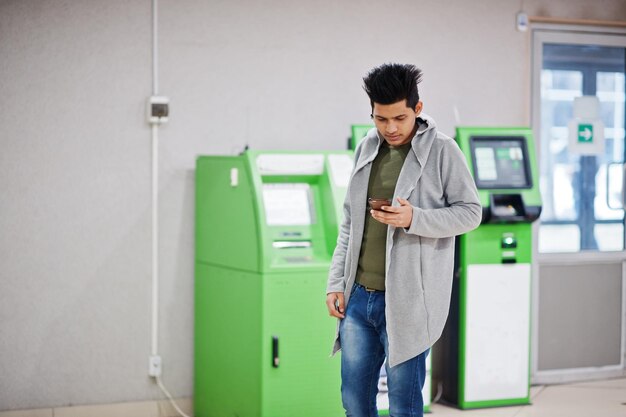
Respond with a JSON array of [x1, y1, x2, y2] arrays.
[[435, 127, 541, 409], [195, 150, 354, 417]]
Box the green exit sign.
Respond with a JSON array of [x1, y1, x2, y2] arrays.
[[568, 119, 604, 155], [577, 124, 593, 143]]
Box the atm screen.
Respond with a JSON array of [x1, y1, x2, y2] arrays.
[[470, 136, 531, 189], [262, 183, 313, 225]]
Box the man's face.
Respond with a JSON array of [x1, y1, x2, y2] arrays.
[[372, 99, 423, 147]]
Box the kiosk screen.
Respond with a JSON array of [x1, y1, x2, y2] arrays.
[[262, 183, 313, 225], [470, 136, 531, 189]]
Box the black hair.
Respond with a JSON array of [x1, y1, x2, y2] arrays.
[[362, 63, 423, 110]]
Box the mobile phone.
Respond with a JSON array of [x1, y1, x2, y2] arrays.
[[368, 198, 392, 211]]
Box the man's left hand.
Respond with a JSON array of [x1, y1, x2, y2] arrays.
[[370, 197, 413, 228]]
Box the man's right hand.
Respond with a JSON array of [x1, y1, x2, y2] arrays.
[[326, 292, 345, 319]]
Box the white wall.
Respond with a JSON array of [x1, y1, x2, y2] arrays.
[[1, 0, 625, 410]]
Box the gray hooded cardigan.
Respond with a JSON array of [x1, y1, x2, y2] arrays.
[[326, 114, 482, 367]]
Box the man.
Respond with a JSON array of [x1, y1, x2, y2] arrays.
[[326, 63, 481, 417]]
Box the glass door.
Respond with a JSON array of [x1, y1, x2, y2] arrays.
[[532, 28, 626, 384], [538, 44, 625, 253]]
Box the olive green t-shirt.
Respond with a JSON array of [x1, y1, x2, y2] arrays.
[[355, 140, 412, 291]]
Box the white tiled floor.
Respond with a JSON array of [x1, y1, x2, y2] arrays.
[[1, 380, 624, 417], [0, 399, 193, 417], [429, 378, 626, 417]]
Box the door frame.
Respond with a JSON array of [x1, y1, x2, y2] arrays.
[[531, 24, 626, 384]]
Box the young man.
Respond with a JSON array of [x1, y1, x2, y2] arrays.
[[326, 63, 481, 417]]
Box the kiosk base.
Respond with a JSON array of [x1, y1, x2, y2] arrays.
[[195, 263, 343, 417]]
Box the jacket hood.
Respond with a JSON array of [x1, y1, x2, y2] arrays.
[[362, 112, 438, 168]]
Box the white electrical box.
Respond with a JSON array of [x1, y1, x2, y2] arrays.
[[516, 12, 529, 32], [149, 355, 162, 377], [147, 96, 169, 125]]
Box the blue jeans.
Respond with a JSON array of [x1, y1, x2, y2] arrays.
[[339, 283, 427, 417]]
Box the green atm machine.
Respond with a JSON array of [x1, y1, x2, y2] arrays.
[[195, 150, 353, 417], [436, 127, 541, 409]]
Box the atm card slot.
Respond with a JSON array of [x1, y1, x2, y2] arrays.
[[272, 240, 312, 249]]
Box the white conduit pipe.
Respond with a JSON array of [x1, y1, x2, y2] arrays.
[[150, 1, 191, 416], [151, 122, 159, 358], [151, 0, 159, 362]]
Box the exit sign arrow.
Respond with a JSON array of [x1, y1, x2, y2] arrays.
[[568, 119, 604, 155], [577, 124, 593, 143]]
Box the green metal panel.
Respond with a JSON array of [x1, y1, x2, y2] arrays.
[[350, 124, 374, 150], [461, 224, 533, 265], [195, 267, 343, 417], [261, 271, 342, 416], [196, 156, 260, 272], [321, 154, 352, 254], [194, 264, 263, 416]]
